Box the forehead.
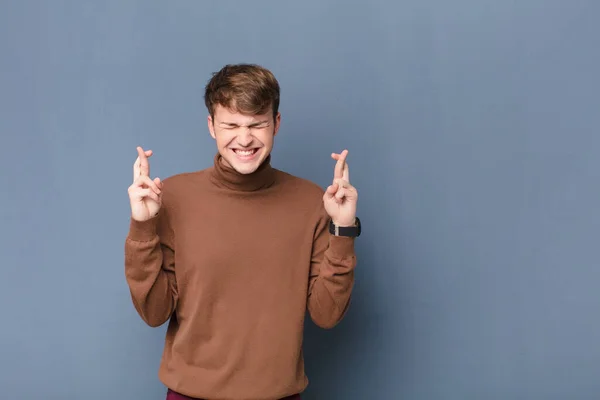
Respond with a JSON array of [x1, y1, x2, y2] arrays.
[[213, 105, 272, 123]]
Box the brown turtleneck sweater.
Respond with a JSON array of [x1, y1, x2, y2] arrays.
[[124, 153, 357, 399]]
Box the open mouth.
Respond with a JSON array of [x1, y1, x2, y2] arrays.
[[232, 148, 260, 159]]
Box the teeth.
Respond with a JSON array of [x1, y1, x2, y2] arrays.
[[235, 149, 255, 156]]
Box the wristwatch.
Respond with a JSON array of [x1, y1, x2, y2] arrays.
[[329, 217, 361, 237]]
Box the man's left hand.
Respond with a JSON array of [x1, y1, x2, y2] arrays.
[[323, 149, 358, 227]]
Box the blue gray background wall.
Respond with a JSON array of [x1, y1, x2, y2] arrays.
[[1, 1, 599, 399]]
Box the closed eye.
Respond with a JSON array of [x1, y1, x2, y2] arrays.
[[248, 122, 270, 129], [220, 123, 239, 129]]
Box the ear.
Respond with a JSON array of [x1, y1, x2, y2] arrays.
[[207, 115, 216, 139], [273, 112, 281, 137]]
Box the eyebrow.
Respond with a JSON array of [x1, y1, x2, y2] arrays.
[[218, 120, 270, 127]]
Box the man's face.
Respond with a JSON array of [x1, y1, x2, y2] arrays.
[[208, 105, 281, 175]]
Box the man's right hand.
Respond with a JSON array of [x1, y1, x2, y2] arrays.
[[128, 146, 163, 222]]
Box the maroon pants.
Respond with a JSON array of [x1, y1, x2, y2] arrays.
[[166, 388, 301, 400]]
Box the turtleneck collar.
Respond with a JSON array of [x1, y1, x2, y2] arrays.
[[209, 152, 276, 192]]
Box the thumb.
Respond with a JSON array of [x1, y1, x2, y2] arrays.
[[324, 183, 337, 199]]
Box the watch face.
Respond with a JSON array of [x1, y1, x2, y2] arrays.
[[353, 217, 361, 236]]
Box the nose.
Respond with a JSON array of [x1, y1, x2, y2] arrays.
[[237, 129, 253, 147]]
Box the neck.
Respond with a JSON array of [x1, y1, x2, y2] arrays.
[[210, 152, 276, 191]]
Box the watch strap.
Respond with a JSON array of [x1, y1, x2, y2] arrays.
[[329, 217, 361, 237]]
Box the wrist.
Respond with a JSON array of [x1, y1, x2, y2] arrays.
[[128, 216, 158, 241], [332, 217, 356, 227]]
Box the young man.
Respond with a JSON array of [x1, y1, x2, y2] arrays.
[[124, 64, 361, 400]]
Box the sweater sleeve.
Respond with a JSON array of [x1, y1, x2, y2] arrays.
[[124, 203, 178, 327], [307, 204, 357, 329]]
